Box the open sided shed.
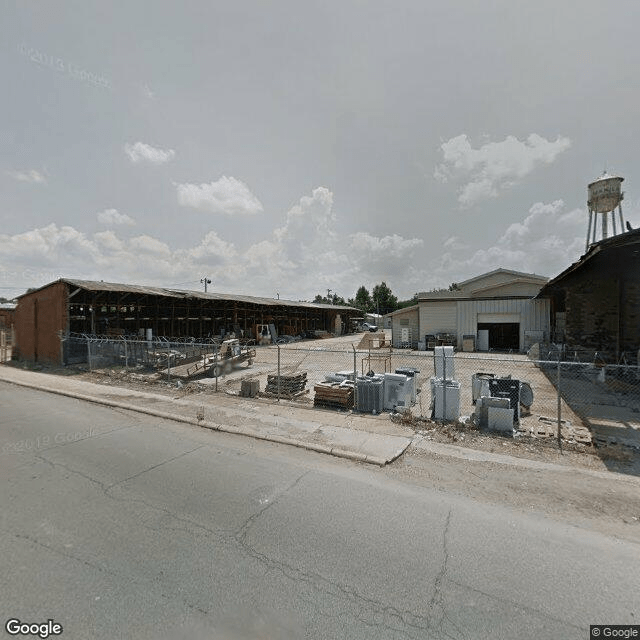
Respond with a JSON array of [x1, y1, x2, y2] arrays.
[[14, 279, 359, 364]]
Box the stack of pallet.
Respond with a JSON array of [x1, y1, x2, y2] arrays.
[[314, 382, 354, 410], [263, 372, 308, 398]]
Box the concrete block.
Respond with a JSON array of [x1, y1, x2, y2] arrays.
[[240, 379, 260, 397]]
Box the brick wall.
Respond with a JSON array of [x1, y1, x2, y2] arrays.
[[562, 266, 639, 358], [14, 282, 68, 363]]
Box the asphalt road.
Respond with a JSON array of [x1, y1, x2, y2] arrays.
[[1, 383, 638, 639]]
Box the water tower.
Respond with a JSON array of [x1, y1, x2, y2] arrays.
[[586, 172, 625, 252]]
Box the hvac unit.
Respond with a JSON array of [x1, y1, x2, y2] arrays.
[[383, 373, 411, 411], [471, 372, 496, 404], [356, 376, 384, 413], [395, 368, 420, 403], [433, 346, 455, 379], [430, 377, 460, 421], [489, 378, 521, 424]]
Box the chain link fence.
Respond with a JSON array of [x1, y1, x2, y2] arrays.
[[60, 334, 640, 452]]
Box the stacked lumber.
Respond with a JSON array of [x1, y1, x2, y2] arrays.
[[314, 382, 354, 410], [263, 372, 308, 398]]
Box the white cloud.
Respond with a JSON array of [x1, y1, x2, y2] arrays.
[[427, 199, 585, 285], [349, 233, 423, 279], [181, 231, 237, 265], [176, 176, 263, 216], [434, 133, 571, 206], [96, 208, 136, 226], [0, 187, 425, 302], [124, 141, 175, 164], [94, 230, 124, 252], [442, 235, 467, 251], [6, 169, 46, 184]]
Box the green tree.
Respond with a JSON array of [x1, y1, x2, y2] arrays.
[[314, 292, 346, 305], [397, 293, 418, 309], [352, 285, 373, 313], [371, 282, 398, 315]]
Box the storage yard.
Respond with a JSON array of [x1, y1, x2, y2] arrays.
[[18, 330, 638, 465]]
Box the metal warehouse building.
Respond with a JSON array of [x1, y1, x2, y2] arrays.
[[14, 279, 359, 364], [388, 269, 551, 352]]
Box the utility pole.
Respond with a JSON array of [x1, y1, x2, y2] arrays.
[[201, 277, 211, 293]]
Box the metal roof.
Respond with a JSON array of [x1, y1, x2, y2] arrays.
[[19, 278, 358, 312], [386, 304, 420, 317], [537, 227, 640, 296], [588, 172, 624, 187]]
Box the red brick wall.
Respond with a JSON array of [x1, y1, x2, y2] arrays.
[[15, 282, 68, 363]]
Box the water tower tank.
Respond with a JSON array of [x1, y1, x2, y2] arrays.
[[585, 172, 626, 251], [587, 173, 624, 213]]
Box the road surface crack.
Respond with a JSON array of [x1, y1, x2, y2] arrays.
[[426, 508, 467, 640], [234, 522, 434, 637], [105, 444, 206, 490], [235, 470, 310, 542]]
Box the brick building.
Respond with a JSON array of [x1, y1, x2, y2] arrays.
[[537, 228, 640, 361]]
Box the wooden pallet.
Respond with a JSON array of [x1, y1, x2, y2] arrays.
[[313, 383, 354, 410], [265, 372, 307, 395]]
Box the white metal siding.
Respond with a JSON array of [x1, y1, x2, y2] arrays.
[[419, 301, 457, 339], [457, 298, 550, 352], [391, 308, 420, 347]]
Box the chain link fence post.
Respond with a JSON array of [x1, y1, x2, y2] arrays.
[[86, 336, 92, 371], [353, 344, 358, 411], [557, 353, 562, 453], [123, 337, 128, 369], [215, 346, 218, 392], [442, 347, 447, 424], [277, 344, 281, 401]]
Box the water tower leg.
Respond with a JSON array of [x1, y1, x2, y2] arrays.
[[618, 204, 625, 231], [586, 210, 593, 252], [611, 210, 617, 236], [602, 209, 608, 240]]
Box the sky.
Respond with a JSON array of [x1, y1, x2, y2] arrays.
[[2, 1, 640, 302]]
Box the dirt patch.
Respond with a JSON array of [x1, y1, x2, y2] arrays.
[[390, 410, 639, 473], [389, 442, 640, 543]]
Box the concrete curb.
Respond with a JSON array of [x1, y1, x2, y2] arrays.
[[0, 375, 394, 466]]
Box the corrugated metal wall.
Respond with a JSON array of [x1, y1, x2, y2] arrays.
[[418, 301, 457, 338], [456, 298, 550, 351]]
